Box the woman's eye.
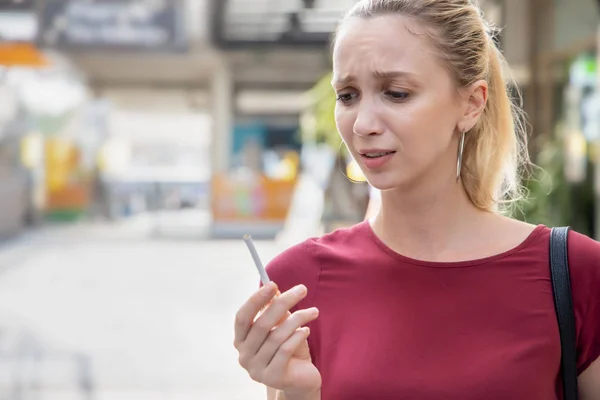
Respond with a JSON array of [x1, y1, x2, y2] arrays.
[[336, 93, 357, 104], [386, 91, 410, 100]]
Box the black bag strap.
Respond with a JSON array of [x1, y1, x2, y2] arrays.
[[549, 226, 578, 400]]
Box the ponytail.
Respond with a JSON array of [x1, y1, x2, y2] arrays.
[[461, 40, 527, 212]]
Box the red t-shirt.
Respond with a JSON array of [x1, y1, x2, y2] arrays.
[[265, 221, 600, 400]]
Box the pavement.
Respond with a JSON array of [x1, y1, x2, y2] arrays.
[[0, 211, 287, 400]]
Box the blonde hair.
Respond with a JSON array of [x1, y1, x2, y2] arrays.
[[335, 0, 529, 213]]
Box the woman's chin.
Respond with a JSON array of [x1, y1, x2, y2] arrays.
[[368, 175, 422, 193], [365, 175, 405, 191]]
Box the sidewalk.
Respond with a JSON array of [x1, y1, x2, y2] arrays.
[[0, 219, 279, 400]]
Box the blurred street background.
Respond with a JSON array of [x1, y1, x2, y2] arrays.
[[0, 0, 600, 398]]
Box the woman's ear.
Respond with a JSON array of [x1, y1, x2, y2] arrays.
[[460, 80, 488, 132]]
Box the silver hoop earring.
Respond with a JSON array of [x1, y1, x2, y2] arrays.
[[456, 130, 466, 182], [337, 141, 362, 184]]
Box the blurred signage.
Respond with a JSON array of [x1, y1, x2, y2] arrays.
[[37, 0, 187, 51], [0, 0, 36, 12], [211, 173, 296, 223], [0, 12, 38, 42], [0, 43, 48, 67]]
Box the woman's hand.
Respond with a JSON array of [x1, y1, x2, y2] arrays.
[[234, 282, 321, 398]]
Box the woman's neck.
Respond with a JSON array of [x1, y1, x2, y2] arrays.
[[371, 179, 493, 261]]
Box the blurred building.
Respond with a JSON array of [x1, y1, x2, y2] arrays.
[[1, 0, 600, 238], [30, 0, 351, 238], [516, 0, 600, 237]]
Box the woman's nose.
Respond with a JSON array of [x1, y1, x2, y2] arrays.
[[353, 102, 384, 137]]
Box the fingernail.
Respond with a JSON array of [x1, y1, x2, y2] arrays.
[[293, 285, 307, 296], [262, 283, 276, 297]]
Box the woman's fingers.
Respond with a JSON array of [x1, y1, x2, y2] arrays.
[[252, 307, 319, 368], [233, 282, 278, 347], [264, 326, 311, 378], [242, 284, 309, 356]]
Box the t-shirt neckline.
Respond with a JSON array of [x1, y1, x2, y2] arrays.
[[362, 220, 546, 268]]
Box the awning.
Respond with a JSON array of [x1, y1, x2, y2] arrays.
[[212, 0, 357, 48]]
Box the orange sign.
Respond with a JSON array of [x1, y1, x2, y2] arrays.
[[0, 43, 49, 67], [45, 138, 90, 212], [211, 173, 296, 222]]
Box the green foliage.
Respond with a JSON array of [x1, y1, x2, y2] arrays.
[[301, 72, 342, 149], [513, 132, 572, 227]]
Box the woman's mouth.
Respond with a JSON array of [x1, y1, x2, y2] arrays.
[[362, 151, 396, 158], [359, 150, 397, 169]]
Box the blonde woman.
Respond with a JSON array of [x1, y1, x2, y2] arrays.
[[233, 1, 600, 399]]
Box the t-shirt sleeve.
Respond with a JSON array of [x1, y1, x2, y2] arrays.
[[567, 230, 600, 374], [263, 238, 322, 314]]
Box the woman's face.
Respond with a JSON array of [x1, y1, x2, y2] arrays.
[[332, 15, 475, 192]]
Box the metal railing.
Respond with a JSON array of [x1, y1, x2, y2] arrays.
[[0, 327, 94, 400]]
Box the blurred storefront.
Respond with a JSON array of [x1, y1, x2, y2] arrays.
[[10, 0, 599, 238], [524, 0, 600, 238], [208, 0, 353, 238], [0, 3, 48, 234], [1, 0, 102, 226], [20, 70, 91, 222], [211, 115, 302, 238], [98, 110, 212, 219], [0, 80, 29, 237], [15, 0, 357, 237], [36, 0, 212, 222]]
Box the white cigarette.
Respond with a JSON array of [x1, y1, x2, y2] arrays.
[[243, 234, 271, 285]]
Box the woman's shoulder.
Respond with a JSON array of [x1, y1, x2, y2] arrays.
[[567, 228, 600, 271], [562, 228, 600, 373], [265, 221, 370, 294], [565, 228, 600, 311], [531, 226, 600, 298], [264, 237, 321, 291], [523, 224, 599, 271]]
